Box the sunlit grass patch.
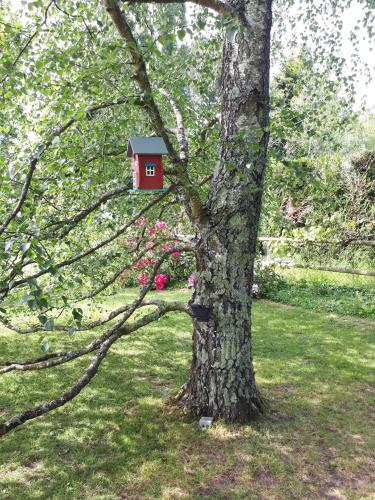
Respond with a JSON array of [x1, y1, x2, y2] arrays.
[[0, 290, 374, 499], [266, 267, 375, 319]]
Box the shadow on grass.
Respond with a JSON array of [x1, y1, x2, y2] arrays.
[[0, 298, 374, 499]]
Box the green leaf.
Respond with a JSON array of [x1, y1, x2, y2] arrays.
[[72, 308, 83, 325], [45, 318, 54, 331], [76, 111, 86, 120], [38, 314, 48, 325], [177, 29, 186, 41], [20, 242, 31, 254], [39, 297, 48, 308], [27, 299, 38, 310], [5, 239, 14, 252], [40, 339, 50, 352]]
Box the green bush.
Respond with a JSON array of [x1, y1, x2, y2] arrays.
[[254, 262, 286, 298]]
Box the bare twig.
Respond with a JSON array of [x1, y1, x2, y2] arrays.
[[124, 0, 233, 17]]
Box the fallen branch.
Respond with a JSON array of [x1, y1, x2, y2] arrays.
[[259, 237, 375, 247]]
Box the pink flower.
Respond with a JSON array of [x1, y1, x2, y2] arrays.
[[154, 273, 168, 290], [142, 258, 151, 267], [145, 241, 154, 250], [162, 244, 174, 252], [148, 227, 156, 234], [135, 217, 147, 227], [138, 273, 148, 285], [171, 251, 181, 259], [134, 261, 143, 270], [188, 273, 196, 288], [123, 269, 132, 275], [155, 220, 167, 230]]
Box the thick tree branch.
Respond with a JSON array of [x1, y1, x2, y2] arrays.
[[1, 244, 194, 334], [0, 244, 192, 341], [0, 300, 190, 436], [0, 330, 118, 436], [0, 120, 74, 237], [103, 0, 203, 221], [41, 179, 132, 239], [0, 299, 190, 374]]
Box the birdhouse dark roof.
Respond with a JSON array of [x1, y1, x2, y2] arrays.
[[127, 137, 168, 157]]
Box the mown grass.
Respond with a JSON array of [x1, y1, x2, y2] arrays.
[[0, 290, 374, 499], [265, 267, 375, 319]]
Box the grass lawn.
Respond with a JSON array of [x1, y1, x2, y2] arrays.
[[0, 290, 374, 499], [266, 268, 375, 320]]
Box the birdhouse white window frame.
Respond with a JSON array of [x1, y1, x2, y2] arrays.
[[145, 162, 156, 176]]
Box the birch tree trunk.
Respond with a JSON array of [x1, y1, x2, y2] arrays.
[[187, 0, 272, 422]]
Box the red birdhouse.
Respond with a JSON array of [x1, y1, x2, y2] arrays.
[[127, 136, 168, 192]]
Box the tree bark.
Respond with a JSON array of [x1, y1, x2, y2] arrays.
[[186, 0, 272, 422]]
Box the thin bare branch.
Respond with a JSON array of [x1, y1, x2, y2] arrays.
[[160, 89, 189, 162], [124, 0, 233, 17]]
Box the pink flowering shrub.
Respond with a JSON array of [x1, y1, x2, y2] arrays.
[[155, 220, 167, 230], [118, 218, 194, 290], [135, 217, 147, 227]]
